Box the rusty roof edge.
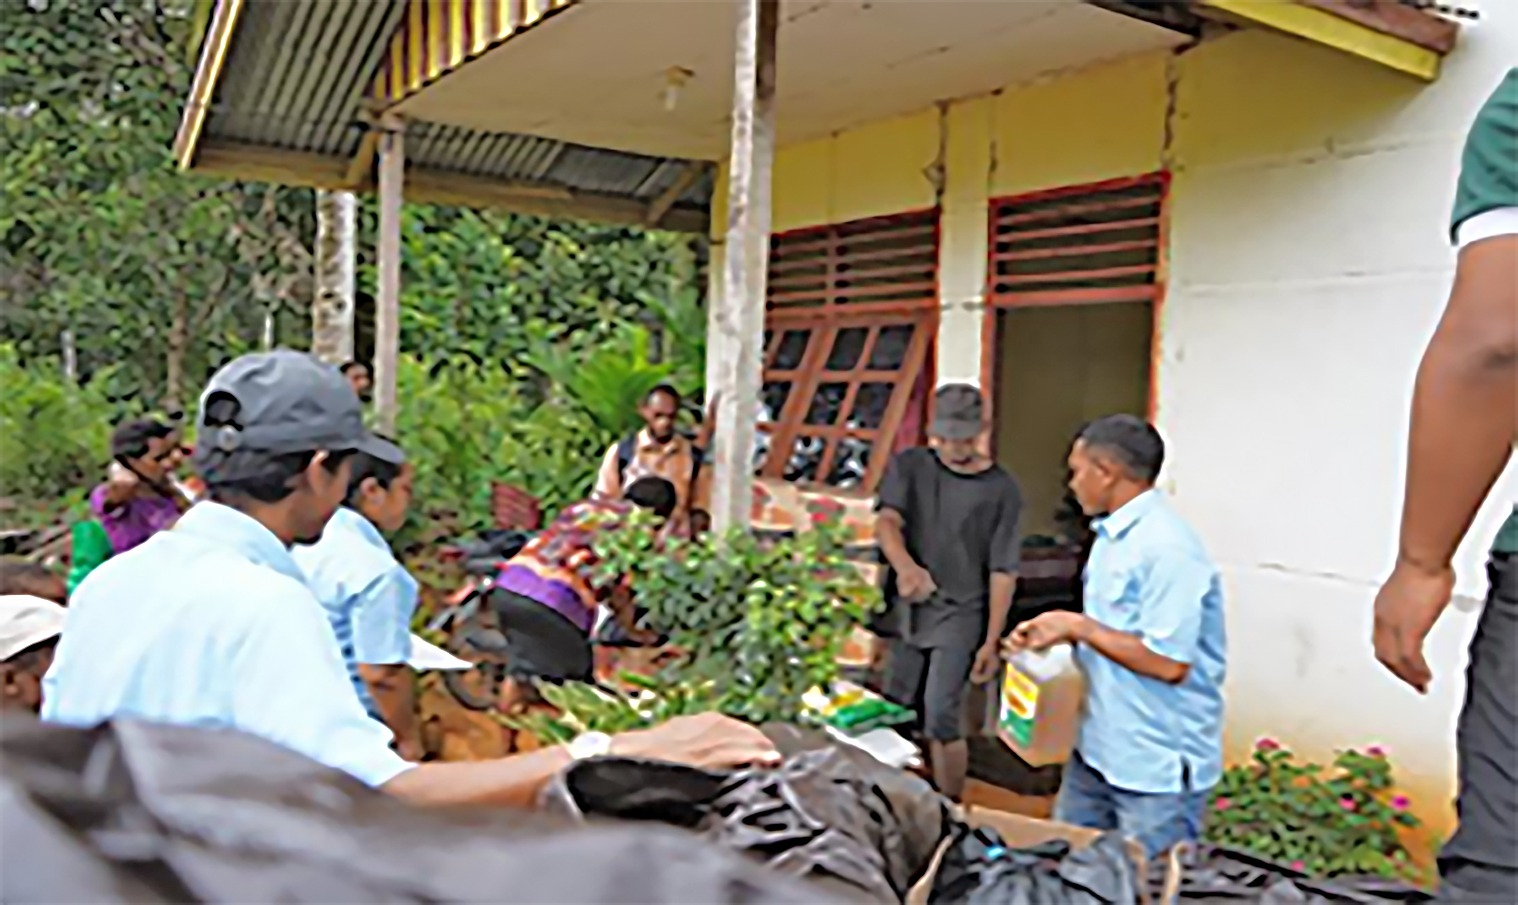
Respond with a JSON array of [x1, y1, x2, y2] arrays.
[[1294, 0, 1463, 54]]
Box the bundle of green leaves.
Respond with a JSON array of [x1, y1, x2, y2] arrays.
[[1205, 739, 1422, 881], [513, 506, 882, 735]]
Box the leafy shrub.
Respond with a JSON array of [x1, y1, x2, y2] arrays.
[[590, 506, 882, 725], [0, 345, 120, 523], [393, 353, 527, 540], [1206, 739, 1422, 881], [505, 673, 723, 746]]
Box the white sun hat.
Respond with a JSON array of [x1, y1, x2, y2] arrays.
[[0, 595, 67, 661], [407, 634, 472, 671]]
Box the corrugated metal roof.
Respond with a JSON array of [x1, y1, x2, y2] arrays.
[[201, 0, 712, 214]]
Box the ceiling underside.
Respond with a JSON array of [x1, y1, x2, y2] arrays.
[[395, 0, 1191, 161]]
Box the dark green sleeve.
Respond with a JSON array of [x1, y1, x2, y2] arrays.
[[1450, 68, 1518, 243]]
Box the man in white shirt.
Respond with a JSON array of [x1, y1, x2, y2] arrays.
[[45, 350, 777, 808]]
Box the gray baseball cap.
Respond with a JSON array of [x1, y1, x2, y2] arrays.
[[193, 350, 403, 478], [929, 383, 985, 441]]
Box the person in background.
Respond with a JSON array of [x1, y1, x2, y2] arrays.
[[1009, 415, 1225, 857], [44, 350, 773, 809], [0, 594, 65, 713], [341, 361, 373, 403], [594, 385, 709, 537], [0, 560, 67, 606], [493, 477, 677, 716], [1372, 69, 1517, 902], [876, 383, 1022, 802], [92, 418, 192, 556], [293, 443, 423, 761]]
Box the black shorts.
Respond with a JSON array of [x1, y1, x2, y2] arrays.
[[883, 639, 975, 743], [490, 588, 594, 685], [1439, 553, 1518, 900]]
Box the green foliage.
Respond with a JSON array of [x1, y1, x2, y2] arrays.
[[589, 507, 882, 725], [504, 673, 723, 746], [393, 354, 527, 539], [1207, 739, 1423, 881], [524, 322, 674, 437], [0, 345, 117, 513]]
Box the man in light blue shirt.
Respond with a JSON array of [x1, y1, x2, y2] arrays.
[[294, 449, 422, 760], [44, 349, 778, 808], [1009, 414, 1225, 856]]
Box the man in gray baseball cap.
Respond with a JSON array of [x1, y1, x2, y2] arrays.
[[45, 350, 776, 809]]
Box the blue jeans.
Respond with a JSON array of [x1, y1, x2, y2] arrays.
[[1054, 750, 1209, 857]]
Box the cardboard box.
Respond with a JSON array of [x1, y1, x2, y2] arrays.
[[907, 807, 1150, 905]]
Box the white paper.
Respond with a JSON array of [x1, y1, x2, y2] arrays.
[[824, 726, 921, 769], [407, 634, 473, 671]]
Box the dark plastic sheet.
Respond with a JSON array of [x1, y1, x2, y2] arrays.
[[0, 715, 839, 904]]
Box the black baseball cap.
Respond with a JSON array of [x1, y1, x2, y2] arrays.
[[193, 350, 403, 479], [929, 383, 985, 441]]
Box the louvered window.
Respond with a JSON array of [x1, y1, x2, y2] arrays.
[[755, 209, 938, 492], [989, 175, 1164, 308]]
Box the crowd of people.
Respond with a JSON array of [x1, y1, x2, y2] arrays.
[[0, 67, 1510, 901]]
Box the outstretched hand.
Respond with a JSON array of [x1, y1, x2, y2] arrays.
[[613, 712, 780, 770]]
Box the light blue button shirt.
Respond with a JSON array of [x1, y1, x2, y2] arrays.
[[1074, 490, 1226, 795], [42, 503, 413, 789], [292, 506, 419, 719]]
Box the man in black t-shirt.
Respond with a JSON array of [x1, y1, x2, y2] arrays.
[[876, 383, 1022, 801]]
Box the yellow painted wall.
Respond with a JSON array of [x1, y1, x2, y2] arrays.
[[989, 53, 1167, 196]]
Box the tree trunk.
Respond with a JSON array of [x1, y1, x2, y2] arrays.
[[312, 189, 357, 364]]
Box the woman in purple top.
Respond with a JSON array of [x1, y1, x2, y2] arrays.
[[90, 419, 192, 555]]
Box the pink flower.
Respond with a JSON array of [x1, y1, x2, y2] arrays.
[[1391, 795, 1410, 811], [1213, 797, 1232, 811], [1291, 861, 1305, 872], [1339, 797, 1357, 812], [1256, 738, 1280, 751], [1366, 746, 1387, 758]]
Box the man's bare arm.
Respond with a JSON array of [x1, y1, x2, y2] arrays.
[[985, 571, 1018, 647], [1398, 236, 1518, 575], [876, 510, 916, 575]]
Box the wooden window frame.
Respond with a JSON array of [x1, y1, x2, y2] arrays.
[[979, 172, 1170, 435], [757, 208, 940, 493]]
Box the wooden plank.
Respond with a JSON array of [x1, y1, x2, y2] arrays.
[[375, 114, 405, 435], [993, 239, 1157, 263], [995, 217, 1160, 244], [1296, 0, 1458, 54], [990, 285, 1155, 309], [995, 263, 1157, 286], [993, 194, 1159, 228], [709, 0, 779, 532], [1194, 0, 1443, 81], [173, 0, 248, 169], [645, 162, 707, 228]]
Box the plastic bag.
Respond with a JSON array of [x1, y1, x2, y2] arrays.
[[0, 715, 840, 904], [929, 822, 1141, 905], [1153, 845, 1433, 904], [540, 724, 950, 902]]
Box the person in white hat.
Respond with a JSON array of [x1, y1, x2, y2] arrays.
[[0, 594, 66, 713]]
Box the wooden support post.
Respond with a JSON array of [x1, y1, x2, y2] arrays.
[[708, 0, 778, 534], [374, 114, 405, 434]]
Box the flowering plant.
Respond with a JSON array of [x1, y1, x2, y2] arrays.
[[1205, 739, 1422, 881]]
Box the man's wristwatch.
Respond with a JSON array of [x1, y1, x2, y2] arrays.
[[568, 731, 614, 761]]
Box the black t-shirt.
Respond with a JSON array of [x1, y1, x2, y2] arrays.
[[875, 447, 1023, 648]]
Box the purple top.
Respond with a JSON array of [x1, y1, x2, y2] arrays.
[[89, 485, 181, 555]]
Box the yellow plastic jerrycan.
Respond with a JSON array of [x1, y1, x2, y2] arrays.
[[997, 643, 1085, 767]]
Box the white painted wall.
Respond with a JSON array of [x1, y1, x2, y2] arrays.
[[1159, 10, 1518, 829]]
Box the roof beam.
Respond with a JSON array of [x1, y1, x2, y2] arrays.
[[644, 163, 707, 228], [1191, 0, 1448, 80], [194, 140, 708, 233], [1295, 0, 1458, 53]]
